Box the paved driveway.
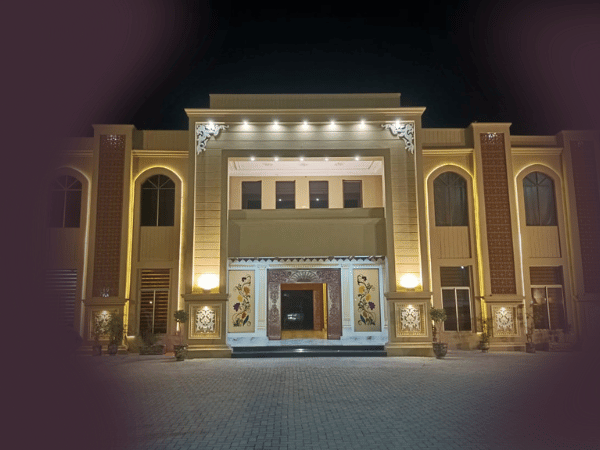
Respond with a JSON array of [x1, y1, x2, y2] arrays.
[[54, 351, 599, 449]]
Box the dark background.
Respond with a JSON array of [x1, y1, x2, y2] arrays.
[[5, 1, 599, 448]]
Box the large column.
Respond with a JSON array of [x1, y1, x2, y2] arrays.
[[82, 125, 135, 353], [181, 119, 231, 358], [560, 133, 600, 344], [383, 120, 434, 356], [472, 124, 525, 351]]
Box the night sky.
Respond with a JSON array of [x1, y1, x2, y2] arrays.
[[16, 0, 598, 138]]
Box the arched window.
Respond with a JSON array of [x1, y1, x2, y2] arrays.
[[141, 175, 175, 226], [434, 172, 468, 226], [48, 175, 82, 227], [523, 172, 557, 226]]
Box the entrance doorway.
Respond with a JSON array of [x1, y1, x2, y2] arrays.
[[280, 283, 327, 340]]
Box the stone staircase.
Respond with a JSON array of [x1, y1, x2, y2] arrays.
[[231, 345, 386, 358]]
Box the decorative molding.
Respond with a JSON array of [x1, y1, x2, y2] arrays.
[[190, 305, 220, 339], [382, 121, 415, 154], [195, 122, 228, 154], [492, 305, 518, 336], [395, 303, 427, 337]]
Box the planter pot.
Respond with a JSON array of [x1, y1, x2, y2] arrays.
[[174, 345, 188, 361], [140, 344, 166, 355], [480, 342, 490, 353], [92, 343, 102, 356], [525, 342, 536, 353], [432, 342, 448, 359], [107, 343, 119, 355]]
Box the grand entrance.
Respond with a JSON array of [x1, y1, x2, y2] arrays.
[[267, 268, 342, 340], [280, 283, 327, 339]]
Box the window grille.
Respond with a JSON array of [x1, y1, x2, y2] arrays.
[[276, 181, 295, 209], [139, 269, 170, 334], [46, 269, 77, 327], [309, 181, 329, 208]]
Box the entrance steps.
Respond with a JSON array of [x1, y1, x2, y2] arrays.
[[231, 345, 386, 358]]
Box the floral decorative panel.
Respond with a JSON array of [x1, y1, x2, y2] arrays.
[[89, 310, 112, 340], [395, 303, 427, 337], [228, 271, 255, 333], [189, 304, 221, 339], [354, 269, 381, 332], [492, 305, 518, 336]]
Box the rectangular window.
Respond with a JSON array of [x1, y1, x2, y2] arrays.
[[242, 181, 261, 209], [530, 267, 566, 330], [343, 180, 362, 208], [139, 269, 170, 335], [276, 181, 295, 209], [309, 181, 328, 208], [440, 266, 472, 332]]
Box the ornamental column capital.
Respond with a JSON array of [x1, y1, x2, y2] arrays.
[[382, 121, 415, 154], [195, 122, 228, 154]]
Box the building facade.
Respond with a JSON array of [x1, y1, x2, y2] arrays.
[[47, 94, 600, 357]]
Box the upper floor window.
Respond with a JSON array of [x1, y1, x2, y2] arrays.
[[310, 181, 329, 208], [434, 172, 468, 226], [48, 175, 82, 227], [343, 180, 362, 208], [523, 172, 557, 226], [141, 175, 175, 226], [276, 181, 295, 209], [242, 181, 261, 209]]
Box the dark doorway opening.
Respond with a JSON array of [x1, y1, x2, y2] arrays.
[[281, 290, 314, 330]]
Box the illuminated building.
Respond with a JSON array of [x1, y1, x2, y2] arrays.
[[48, 94, 600, 356]]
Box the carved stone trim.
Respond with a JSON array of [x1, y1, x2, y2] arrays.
[[267, 269, 342, 340], [382, 121, 415, 154], [492, 305, 518, 336], [189, 304, 221, 339], [395, 303, 427, 337], [195, 122, 228, 154]]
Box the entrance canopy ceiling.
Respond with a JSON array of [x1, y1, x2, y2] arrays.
[[228, 158, 383, 177]]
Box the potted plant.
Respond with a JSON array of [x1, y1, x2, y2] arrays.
[[430, 307, 448, 359], [525, 308, 536, 353], [173, 309, 189, 361], [480, 316, 492, 353], [106, 312, 124, 356], [91, 320, 104, 356]]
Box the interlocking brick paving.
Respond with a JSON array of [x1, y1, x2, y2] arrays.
[[67, 351, 599, 449]]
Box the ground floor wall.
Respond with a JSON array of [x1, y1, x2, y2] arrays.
[[226, 257, 388, 346]]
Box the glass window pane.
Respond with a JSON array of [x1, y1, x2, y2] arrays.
[[442, 289, 458, 331], [343, 180, 362, 208], [440, 266, 470, 287], [310, 181, 328, 208], [158, 187, 175, 226], [276, 181, 295, 209], [547, 287, 566, 329], [64, 190, 82, 227], [141, 187, 158, 226], [242, 181, 261, 209], [434, 172, 468, 226], [531, 288, 549, 329], [456, 289, 472, 331], [48, 190, 65, 227], [524, 172, 557, 226]]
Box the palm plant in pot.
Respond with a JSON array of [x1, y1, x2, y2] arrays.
[[173, 309, 189, 361], [479, 316, 492, 353], [106, 312, 124, 356], [430, 307, 448, 358]]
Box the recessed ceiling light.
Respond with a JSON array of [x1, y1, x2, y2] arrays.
[[250, 156, 255, 161], [273, 120, 279, 126], [243, 120, 248, 126], [354, 156, 360, 161], [330, 120, 335, 126], [360, 119, 366, 127], [324, 157, 329, 161], [274, 156, 279, 161], [299, 157, 304, 161], [303, 120, 308, 126]]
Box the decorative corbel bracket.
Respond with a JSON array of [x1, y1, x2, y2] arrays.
[[382, 121, 415, 154], [195, 122, 229, 154]]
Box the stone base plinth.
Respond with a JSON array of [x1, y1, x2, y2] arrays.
[[385, 342, 434, 357], [187, 345, 232, 359]]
